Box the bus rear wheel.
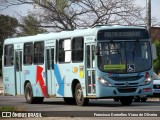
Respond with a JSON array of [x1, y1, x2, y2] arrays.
[[75, 83, 89, 106], [120, 97, 133, 106], [25, 82, 44, 104]]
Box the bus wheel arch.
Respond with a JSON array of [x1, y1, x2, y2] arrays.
[[71, 79, 80, 98], [24, 81, 44, 104], [24, 80, 30, 93]]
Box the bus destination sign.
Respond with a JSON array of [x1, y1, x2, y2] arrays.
[[98, 29, 149, 40]]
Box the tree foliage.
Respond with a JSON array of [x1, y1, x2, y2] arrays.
[[19, 14, 47, 36], [1, 0, 148, 31], [153, 40, 160, 74], [0, 14, 19, 75], [0, 14, 18, 41]]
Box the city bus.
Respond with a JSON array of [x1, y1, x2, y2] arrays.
[[2, 25, 154, 106]]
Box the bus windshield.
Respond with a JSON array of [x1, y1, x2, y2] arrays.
[[97, 41, 152, 73]]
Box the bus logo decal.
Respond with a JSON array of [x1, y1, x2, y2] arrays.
[[54, 64, 64, 96], [36, 66, 47, 97]]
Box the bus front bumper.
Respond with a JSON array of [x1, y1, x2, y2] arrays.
[[96, 84, 153, 98]]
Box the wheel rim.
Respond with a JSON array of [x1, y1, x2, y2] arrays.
[[76, 88, 83, 103]]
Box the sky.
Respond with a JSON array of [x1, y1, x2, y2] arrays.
[[136, 0, 160, 20], [0, 0, 160, 22]]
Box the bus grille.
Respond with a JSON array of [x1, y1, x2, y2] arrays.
[[111, 76, 143, 81], [117, 88, 137, 93]]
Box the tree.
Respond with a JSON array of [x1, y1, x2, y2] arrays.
[[19, 14, 47, 36], [0, 15, 19, 75], [2, 0, 149, 31], [153, 40, 160, 74], [0, 15, 18, 41]]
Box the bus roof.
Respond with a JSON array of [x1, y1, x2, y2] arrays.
[[4, 25, 146, 45]]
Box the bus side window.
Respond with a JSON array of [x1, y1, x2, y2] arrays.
[[58, 39, 72, 63], [72, 37, 84, 62], [24, 42, 33, 65], [58, 40, 65, 62], [4, 45, 14, 67], [34, 42, 44, 64]]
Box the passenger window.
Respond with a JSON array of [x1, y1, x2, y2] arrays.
[[34, 42, 44, 64], [72, 37, 84, 62], [4, 45, 14, 66], [24, 43, 33, 65], [58, 39, 71, 63]]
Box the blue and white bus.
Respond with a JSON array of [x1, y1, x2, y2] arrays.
[[2, 25, 154, 106]]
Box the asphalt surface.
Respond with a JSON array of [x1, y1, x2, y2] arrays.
[[1, 78, 160, 119], [0, 96, 160, 120]]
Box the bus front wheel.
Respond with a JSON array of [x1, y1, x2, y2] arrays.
[[25, 82, 34, 104], [75, 83, 89, 106], [120, 97, 133, 106], [25, 82, 44, 104]]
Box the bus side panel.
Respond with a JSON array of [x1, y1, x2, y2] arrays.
[[3, 67, 16, 95], [54, 63, 86, 97], [24, 65, 46, 97]]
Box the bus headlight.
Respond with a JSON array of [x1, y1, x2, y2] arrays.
[[97, 77, 112, 86], [141, 77, 152, 85]]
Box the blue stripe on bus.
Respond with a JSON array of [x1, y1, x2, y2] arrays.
[[54, 64, 64, 96]]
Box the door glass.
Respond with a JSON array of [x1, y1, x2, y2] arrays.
[[51, 48, 54, 69], [47, 49, 50, 70], [20, 51, 22, 71], [92, 45, 95, 68], [16, 51, 22, 72], [47, 48, 54, 70], [87, 45, 90, 68], [16, 52, 19, 71]]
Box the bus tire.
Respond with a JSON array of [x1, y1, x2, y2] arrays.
[[75, 83, 89, 106], [63, 98, 76, 104], [120, 97, 133, 106], [25, 82, 35, 104]]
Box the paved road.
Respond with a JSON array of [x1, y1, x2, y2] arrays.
[[0, 96, 160, 119], [0, 96, 160, 111]]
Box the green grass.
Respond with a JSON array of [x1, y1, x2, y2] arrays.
[[0, 106, 25, 111]]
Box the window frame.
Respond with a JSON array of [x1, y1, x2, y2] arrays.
[[58, 38, 72, 63], [72, 37, 84, 63], [4, 44, 14, 67], [23, 42, 33, 65], [34, 41, 44, 65]]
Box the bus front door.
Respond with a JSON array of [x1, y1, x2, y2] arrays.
[[86, 43, 96, 96], [46, 47, 56, 96], [15, 50, 23, 95]]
